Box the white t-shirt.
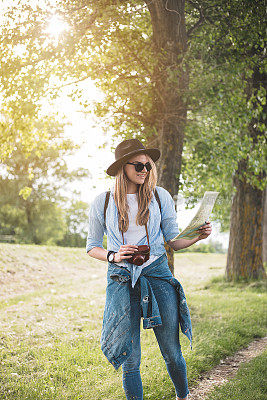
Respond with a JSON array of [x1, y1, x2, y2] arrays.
[[115, 193, 160, 271]]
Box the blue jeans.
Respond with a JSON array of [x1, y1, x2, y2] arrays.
[[121, 267, 189, 399]]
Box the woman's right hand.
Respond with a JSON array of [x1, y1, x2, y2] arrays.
[[114, 245, 139, 263]]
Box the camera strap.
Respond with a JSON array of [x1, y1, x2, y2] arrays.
[[121, 223, 150, 246], [104, 189, 162, 247], [104, 189, 162, 228]]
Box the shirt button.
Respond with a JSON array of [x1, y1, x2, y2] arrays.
[[123, 352, 127, 355]]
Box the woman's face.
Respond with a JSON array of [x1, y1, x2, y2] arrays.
[[123, 153, 150, 187]]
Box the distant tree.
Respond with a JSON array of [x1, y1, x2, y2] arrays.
[[178, 241, 226, 254], [0, 124, 89, 244], [57, 198, 89, 248]]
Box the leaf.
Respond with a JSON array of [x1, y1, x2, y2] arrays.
[[19, 187, 32, 200]]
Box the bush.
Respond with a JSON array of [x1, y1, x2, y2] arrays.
[[177, 241, 227, 253]]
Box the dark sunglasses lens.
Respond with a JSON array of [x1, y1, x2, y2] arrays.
[[135, 163, 144, 172], [135, 162, 152, 172]]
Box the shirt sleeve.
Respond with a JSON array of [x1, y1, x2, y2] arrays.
[[157, 186, 179, 242], [86, 192, 106, 253]]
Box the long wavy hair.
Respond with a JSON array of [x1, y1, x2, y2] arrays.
[[114, 154, 158, 233]]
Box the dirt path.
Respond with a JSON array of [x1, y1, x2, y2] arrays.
[[188, 336, 267, 400]]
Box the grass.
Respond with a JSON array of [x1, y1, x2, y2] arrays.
[[207, 351, 267, 400], [0, 243, 266, 400]]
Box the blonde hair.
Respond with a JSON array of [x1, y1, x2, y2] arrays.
[[114, 154, 158, 233]]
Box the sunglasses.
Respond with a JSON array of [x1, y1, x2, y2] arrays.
[[126, 161, 152, 172]]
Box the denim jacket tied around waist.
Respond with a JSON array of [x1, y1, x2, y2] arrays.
[[101, 253, 193, 370]]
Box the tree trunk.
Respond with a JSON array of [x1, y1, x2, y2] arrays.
[[226, 160, 266, 280], [145, 0, 188, 274], [226, 67, 266, 280]]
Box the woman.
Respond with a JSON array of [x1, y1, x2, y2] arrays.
[[86, 138, 212, 400]]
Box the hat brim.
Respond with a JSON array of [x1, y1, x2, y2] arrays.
[[106, 148, 161, 177]]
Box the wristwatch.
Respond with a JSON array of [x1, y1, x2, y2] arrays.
[[107, 250, 116, 263]]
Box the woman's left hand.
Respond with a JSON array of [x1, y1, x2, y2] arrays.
[[197, 221, 212, 240]]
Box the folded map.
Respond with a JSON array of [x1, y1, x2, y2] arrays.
[[170, 191, 219, 241]]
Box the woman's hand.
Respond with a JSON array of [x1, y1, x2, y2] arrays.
[[197, 221, 212, 240], [114, 244, 139, 263]]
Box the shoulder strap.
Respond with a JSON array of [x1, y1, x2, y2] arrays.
[[104, 191, 110, 225], [154, 188, 162, 213], [154, 188, 163, 231], [104, 188, 162, 225]]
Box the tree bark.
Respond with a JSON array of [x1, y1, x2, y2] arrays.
[[226, 67, 266, 280], [145, 0, 188, 274], [226, 160, 266, 280]]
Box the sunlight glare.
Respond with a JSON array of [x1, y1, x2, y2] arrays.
[[45, 15, 69, 39]]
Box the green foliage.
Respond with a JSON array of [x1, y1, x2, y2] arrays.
[[0, 0, 265, 235], [103, 234, 107, 250], [0, 0, 156, 155], [178, 0, 266, 231], [0, 124, 89, 245], [57, 199, 90, 248], [0, 204, 26, 236], [177, 241, 226, 254], [23, 201, 67, 245]]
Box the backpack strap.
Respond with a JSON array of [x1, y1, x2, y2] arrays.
[[103, 188, 162, 226], [104, 191, 110, 225], [154, 188, 163, 231], [154, 188, 161, 213]]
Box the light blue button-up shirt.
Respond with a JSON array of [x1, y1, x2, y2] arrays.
[[86, 185, 179, 285]]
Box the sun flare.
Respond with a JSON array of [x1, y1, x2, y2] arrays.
[[45, 15, 69, 38]]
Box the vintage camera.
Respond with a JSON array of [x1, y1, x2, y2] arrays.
[[128, 245, 150, 266]]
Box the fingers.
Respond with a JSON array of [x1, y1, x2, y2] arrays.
[[197, 222, 212, 239], [198, 230, 212, 236], [199, 231, 212, 237], [119, 245, 138, 253], [120, 244, 139, 249], [120, 255, 134, 259], [197, 222, 212, 232], [117, 244, 138, 261], [119, 249, 138, 255]]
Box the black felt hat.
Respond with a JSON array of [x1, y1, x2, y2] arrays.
[[106, 138, 160, 177]]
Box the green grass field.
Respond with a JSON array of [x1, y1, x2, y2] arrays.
[[0, 243, 266, 400]]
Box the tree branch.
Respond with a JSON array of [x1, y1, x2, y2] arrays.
[[187, 15, 204, 37], [186, 1, 217, 36]]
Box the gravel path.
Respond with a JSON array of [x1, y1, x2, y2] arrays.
[[188, 336, 267, 400]]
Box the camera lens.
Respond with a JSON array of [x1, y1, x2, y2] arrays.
[[133, 254, 145, 266]]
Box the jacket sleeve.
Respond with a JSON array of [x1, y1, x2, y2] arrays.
[[157, 186, 179, 242], [86, 192, 106, 253]]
